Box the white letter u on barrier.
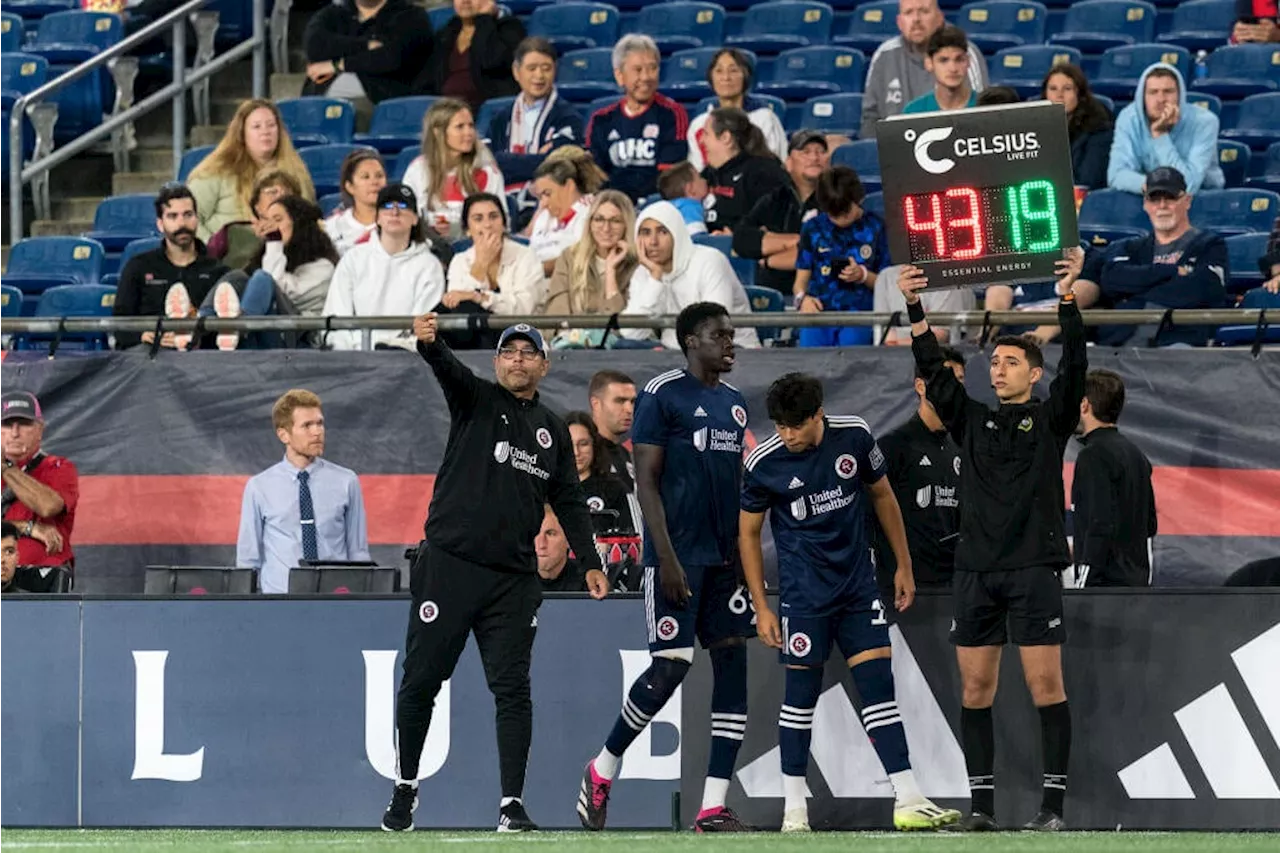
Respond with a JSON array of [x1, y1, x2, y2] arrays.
[[131, 650, 205, 781], [363, 650, 450, 781]]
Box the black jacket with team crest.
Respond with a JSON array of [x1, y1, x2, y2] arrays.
[[912, 297, 1088, 573], [418, 339, 602, 575]]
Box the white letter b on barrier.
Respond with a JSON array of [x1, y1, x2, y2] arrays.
[[131, 650, 205, 781], [363, 650, 450, 781]]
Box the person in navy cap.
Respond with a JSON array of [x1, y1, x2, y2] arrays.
[[1, 391, 78, 587]]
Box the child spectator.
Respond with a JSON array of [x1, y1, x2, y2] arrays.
[[324, 149, 387, 256], [657, 162, 709, 236]]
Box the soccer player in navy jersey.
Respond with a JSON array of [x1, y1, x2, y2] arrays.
[[740, 373, 962, 833], [577, 302, 755, 833]]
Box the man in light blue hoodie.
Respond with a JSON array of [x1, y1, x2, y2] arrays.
[[1107, 63, 1224, 195]]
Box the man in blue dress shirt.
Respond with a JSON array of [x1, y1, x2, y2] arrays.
[[236, 389, 369, 594]]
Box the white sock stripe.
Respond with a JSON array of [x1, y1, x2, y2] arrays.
[[863, 716, 903, 731], [623, 698, 653, 725], [712, 721, 748, 733], [780, 705, 816, 716], [711, 712, 748, 722], [711, 730, 746, 741], [969, 784, 995, 790], [779, 719, 813, 730], [862, 708, 901, 724], [1044, 782, 1067, 790], [862, 701, 897, 715], [621, 706, 646, 731]]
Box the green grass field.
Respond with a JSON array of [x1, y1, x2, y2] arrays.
[[2, 830, 1275, 853]]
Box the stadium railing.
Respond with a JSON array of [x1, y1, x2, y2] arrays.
[[7, 0, 268, 241]]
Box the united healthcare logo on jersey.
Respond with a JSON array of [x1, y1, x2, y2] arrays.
[[693, 427, 742, 454], [905, 125, 1042, 175]]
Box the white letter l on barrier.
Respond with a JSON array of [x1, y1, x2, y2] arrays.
[[131, 650, 205, 781]]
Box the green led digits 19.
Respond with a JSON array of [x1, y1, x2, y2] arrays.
[[903, 179, 1061, 263]]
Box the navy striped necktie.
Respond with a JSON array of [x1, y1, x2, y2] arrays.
[[298, 469, 318, 561]]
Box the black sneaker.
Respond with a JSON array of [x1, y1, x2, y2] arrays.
[[944, 811, 1000, 832], [1024, 809, 1066, 831], [694, 806, 755, 832], [380, 783, 417, 832], [498, 799, 538, 832]]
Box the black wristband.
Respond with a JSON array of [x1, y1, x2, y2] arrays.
[[907, 300, 926, 323]]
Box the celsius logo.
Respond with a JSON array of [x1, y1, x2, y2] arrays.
[[906, 126, 1041, 174]]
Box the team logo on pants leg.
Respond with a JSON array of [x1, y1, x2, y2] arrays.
[[788, 632, 813, 658], [657, 616, 679, 641], [419, 601, 440, 623]]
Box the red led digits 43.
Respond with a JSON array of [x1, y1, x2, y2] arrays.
[[903, 179, 1061, 263]]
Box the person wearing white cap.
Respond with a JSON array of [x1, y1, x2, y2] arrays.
[[619, 201, 759, 350]]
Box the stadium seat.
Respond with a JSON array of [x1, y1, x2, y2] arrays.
[[1, 13, 24, 53], [638, 2, 726, 54], [207, 0, 256, 47], [528, 2, 620, 52], [989, 45, 1083, 99], [1159, 0, 1235, 52], [100, 236, 162, 287], [1048, 0, 1157, 55], [743, 284, 784, 343], [28, 10, 121, 65], [177, 145, 216, 181], [289, 566, 397, 594], [277, 97, 356, 148], [391, 145, 419, 182], [725, 1, 835, 55], [1247, 141, 1280, 194], [427, 4, 455, 31], [959, 1, 1048, 53], [1220, 92, 1280, 151], [353, 96, 437, 154], [1077, 188, 1148, 245], [6, 235, 104, 293], [862, 191, 885, 219], [1224, 233, 1269, 294], [143, 566, 258, 595], [0, 284, 22, 319], [301, 144, 378, 197], [1192, 45, 1280, 100], [4, 0, 76, 20], [1187, 92, 1222, 117], [730, 254, 756, 289], [501, 0, 553, 13], [586, 94, 623, 120], [476, 96, 515, 140], [1091, 44, 1191, 99], [1217, 140, 1252, 189], [1189, 188, 1279, 236], [756, 46, 865, 100], [554, 48, 621, 103], [82, 194, 160, 253], [318, 192, 345, 217], [694, 93, 786, 118], [831, 137, 879, 172], [1215, 286, 1280, 346], [1, 52, 48, 98], [799, 93, 863, 138], [833, 1, 898, 52], [15, 284, 116, 351], [664, 47, 738, 101]]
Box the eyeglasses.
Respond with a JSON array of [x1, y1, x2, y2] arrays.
[[380, 200, 410, 210], [591, 215, 626, 228], [498, 346, 543, 361]]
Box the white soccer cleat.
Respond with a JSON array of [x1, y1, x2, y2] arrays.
[[893, 798, 962, 831], [781, 807, 811, 833]]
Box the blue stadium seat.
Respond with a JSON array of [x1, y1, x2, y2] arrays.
[[353, 97, 437, 154], [831, 138, 880, 192], [7, 235, 103, 289], [391, 145, 419, 182], [2, 13, 24, 53], [477, 96, 515, 141], [503, 0, 554, 13], [1077, 188, 1148, 245], [861, 191, 885, 219], [1159, 0, 1235, 52], [799, 94, 864, 138], [989, 45, 1082, 99], [1224, 233, 1268, 294], [1187, 91, 1222, 117], [82, 194, 159, 253], [528, 2, 620, 52], [1094, 93, 1115, 115], [277, 97, 356, 148], [1048, 0, 1156, 55], [1, 52, 48, 98], [4, 0, 76, 20], [1091, 44, 1190, 99], [1192, 45, 1280, 100], [756, 46, 865, 100], [177, 145, 216, 181], [743, 284, 784, 343], [28, 10, 120, 65], [1216, 286, 1280, 346], [1247, 141, 1280, 194], [15, 284, 116, 351], [694, 93, 786, 118], [0, 285, 22, 318], [427, 4, 455, 31], [833, 1, 897, 52], [639, 2, 726, 54], [554, 48, 620, 103], [318, 192, 345, 217], [207, 0, 255, 47], [301, 145, 378, 197], [586, 94, 623, 121], [100, 236, 162, 287], [730, 254, 756, 289], [1220, 92, 1280, 151], [1217, 140, 1252, 189], [959, 2, 1048, 53], [1190, 189, 1279, 236], [725, 2, 835, 55]]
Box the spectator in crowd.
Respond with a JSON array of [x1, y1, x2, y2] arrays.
[[1096, 167, 1229, 347], [205, 196, 340, 350], [302, 0, 435, 107], [403, 97, 507, 241], [324, 149, 388, 256], [237, 389, 370, 595], [528, 146, 608, 275], [535, 505, 587, 592], [564, 411, 638, 533], [861, 0, 988, 137], [733, 129, 829, 298], [874, 264, 975, 344], [420, 0, 524, 111], [114, 184, 229, 351], [323, 183, 447, 350], [619, 201, 759, 349], [1232, 1, 1280, 43], [187, 99, 316, 241], [587, 35, 690, 202], [1108, 64, 1223, 195], [488, 37, 585, 193], [0, 522, 19, 595], [545, 190, 638, 326], [445, 193, 546, 320], [1071, 370, 1157, 588], [976, 86, 1020, 106], [792, 166, 891, 346], [903, 25, 980, 114], [1263, 215, 1280, 292], [687, 48, 787, 172], [656, 162, 710, 235], [700, 108, 790, 234], [1043, 64, 1113, 191], [588, 370, 637, 490], [1, 392, 77, 588], [208, 170, 305, 269]]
